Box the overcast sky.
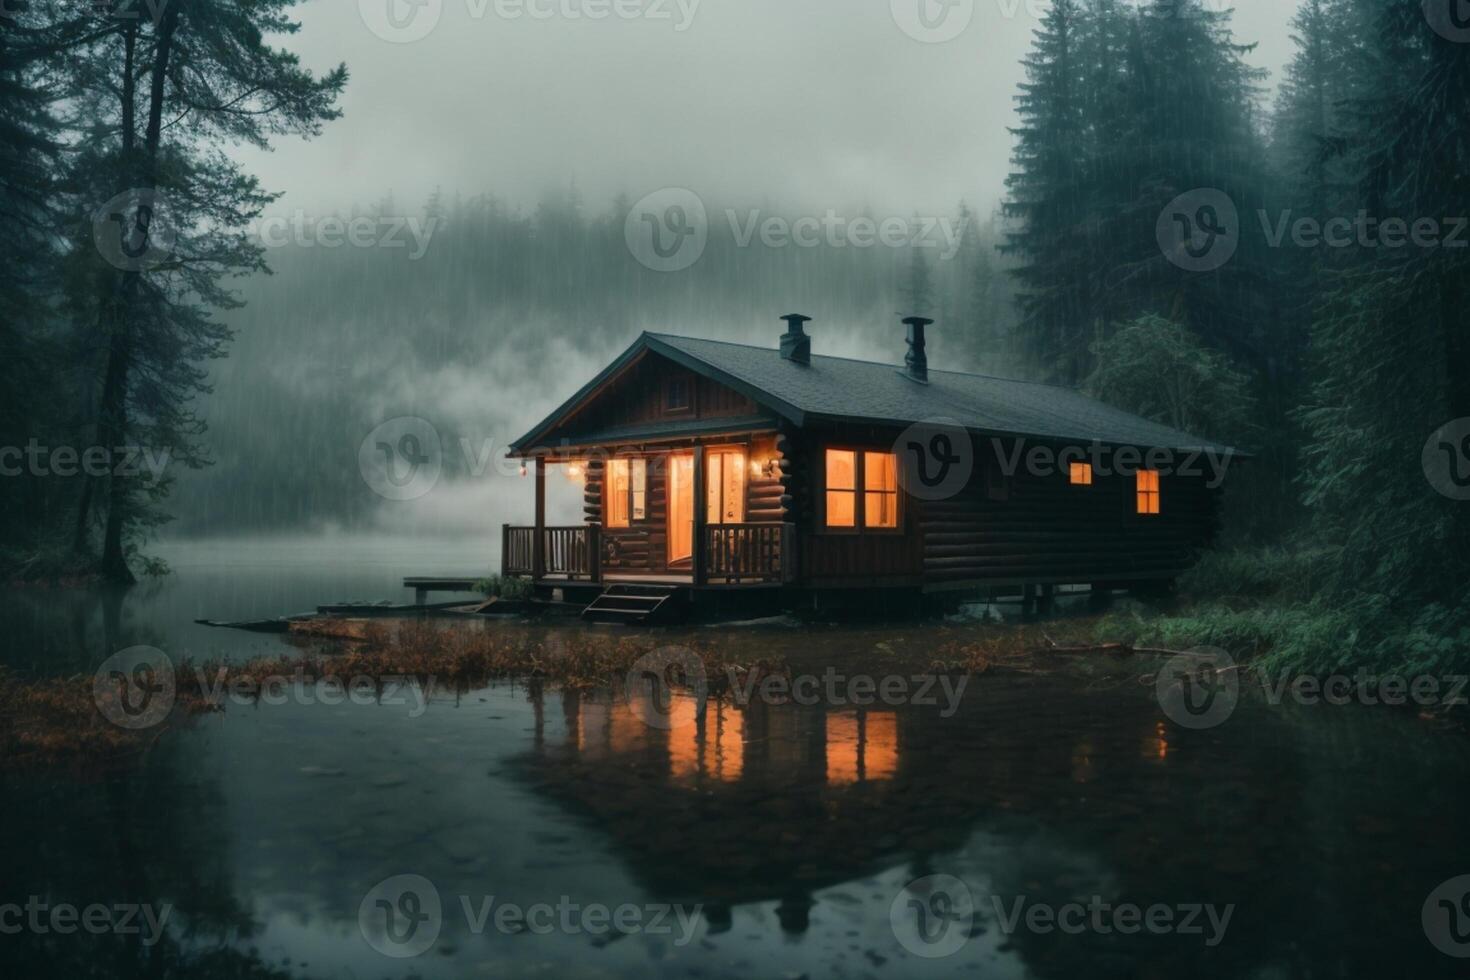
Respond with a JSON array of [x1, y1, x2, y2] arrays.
[[239, 0, 1299, 218]]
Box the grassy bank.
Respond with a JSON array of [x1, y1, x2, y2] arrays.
[[0, 624, 780, 770], [1094, 546, 1470, 677]]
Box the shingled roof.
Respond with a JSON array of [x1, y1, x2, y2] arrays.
[[510, 332, 1239, 455]]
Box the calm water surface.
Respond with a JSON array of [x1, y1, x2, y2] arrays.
[[2, 537, 1466, 978]]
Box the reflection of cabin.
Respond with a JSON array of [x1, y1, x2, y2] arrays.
[[511, 680, 1285, 971], [503, 316, 1237, 614]]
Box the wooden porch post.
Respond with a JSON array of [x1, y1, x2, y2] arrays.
[[533, 456, 546, 580], [500, 523, 510, 578], [692, 445, 707, 587], [588, 523, 601, 582]]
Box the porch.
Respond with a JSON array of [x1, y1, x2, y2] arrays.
[[500, 521, 795, 587]]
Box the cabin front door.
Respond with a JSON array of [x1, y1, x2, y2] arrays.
[[667, 453, 694, 565]]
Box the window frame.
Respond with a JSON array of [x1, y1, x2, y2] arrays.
[[1136, 468, 1161, 516], [604, 457, 648, 528], [820, 445, 903, 534], [705, 449, 747, 525], [663, 374, 693, 415]]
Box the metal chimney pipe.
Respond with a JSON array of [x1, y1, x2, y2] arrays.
[[902, 316, 933, 384], [780, 314, 812, 365]]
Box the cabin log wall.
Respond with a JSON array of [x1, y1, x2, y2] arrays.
[[517, 349, 1225, 593], [918, 445, 1221, 588]]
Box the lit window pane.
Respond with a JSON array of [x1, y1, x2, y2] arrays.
[[865, 452, 897, 492], [826, 450, 855, 491], [865, 492, 897, 528], [632, 460, 646, 520], [1136, 470, 1161, 515], [1070, 462, 1092, 485], [607, 460, 629, 527], [827, 491, 856, 527], [706, 452, 746, 524]]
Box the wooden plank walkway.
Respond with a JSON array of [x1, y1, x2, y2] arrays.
[[403, 576, 483, 605]]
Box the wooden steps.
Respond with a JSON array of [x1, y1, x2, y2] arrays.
[[580, 584, 684, 625]]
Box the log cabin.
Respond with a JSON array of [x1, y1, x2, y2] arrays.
[[503, 315, 1240, 620]]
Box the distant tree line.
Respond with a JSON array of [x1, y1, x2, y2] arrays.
[[165, 188, 1020, 534]]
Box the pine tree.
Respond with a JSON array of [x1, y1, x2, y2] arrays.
[[1002, 0, 1089, 382], [1297, 0, 1470, 620], [67, 0, 347, 580]]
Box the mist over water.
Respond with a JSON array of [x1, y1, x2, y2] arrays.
[[161, 1, 1301, 539]]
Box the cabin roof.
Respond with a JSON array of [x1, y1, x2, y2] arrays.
[[510, 331, 1241, 455]]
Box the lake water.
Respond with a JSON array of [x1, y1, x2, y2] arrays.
[[2, 537, 1468, 978]]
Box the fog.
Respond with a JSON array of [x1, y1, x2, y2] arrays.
[[165, 0, 1304, 538], [239, 0, 1296, 217]]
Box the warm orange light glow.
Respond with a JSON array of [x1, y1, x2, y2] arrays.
[[606, 460, 630, 527], [631, 459, 646, 520], [1069, 462, 1093, 486], [825, 711, 898, 784], [605, 459, 647, 527], [705, 702, 743, 782], [706, 451, 746, 524], [667, 697, 701, 779], [1136, 469, 1161, 515], [1150, 720, 1169, 761], [667, 699, 743, 782], [864, 451, 899, 528], [668, 453, 694, 562], [825, 450, 856, 528], [863, 712, 898, 780], [826, 712, 860, 784]]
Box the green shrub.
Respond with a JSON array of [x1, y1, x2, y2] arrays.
[[1098, 544, 1470, 677], [473, 574, 534, 600], [1176, 544, 1335, 603]]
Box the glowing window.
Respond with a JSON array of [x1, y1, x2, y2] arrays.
[[632, 459, 646, 520], [705, 451, 746, 524], [825, 450, 856, 528], [605, 459, 646, 528], [864, 451, 899, 528], [1070, 462, 1093, 486], [1136, 469, 1161, 515]]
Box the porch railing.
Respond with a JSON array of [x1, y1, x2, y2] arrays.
[[502, 522, 792, 585], [703, 523, 794, 585], [502, 524, 600, 581]]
